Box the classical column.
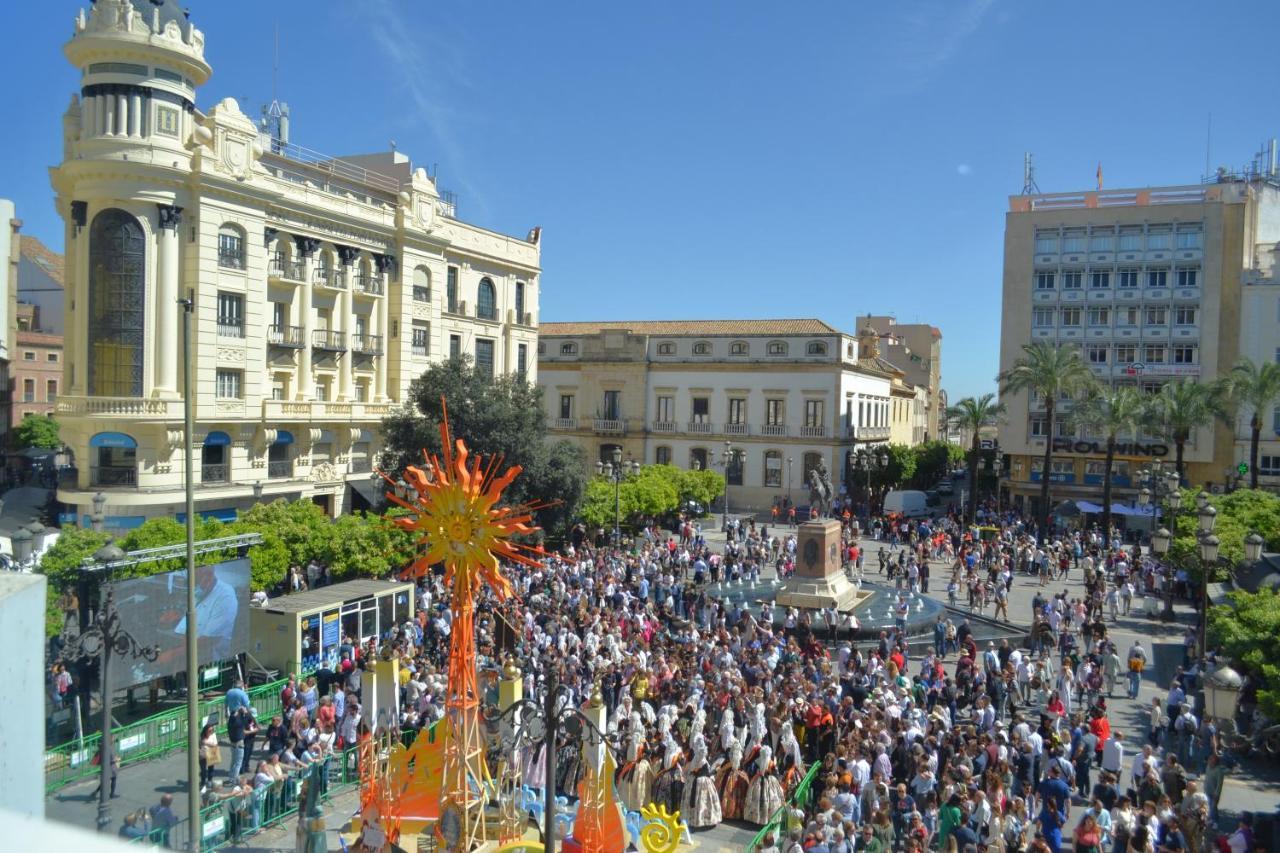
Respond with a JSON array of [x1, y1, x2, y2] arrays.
[[155, 204, 183, 397], [117, 95, 129, 138], [374, 254, 393, 401], [129, 91, 142, 137], [295, 237, 320, 400], [82, 96, 96, 140], [336, 246, 358, 401]]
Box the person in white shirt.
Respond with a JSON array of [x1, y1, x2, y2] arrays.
[[1101, 731, 1125, 776]]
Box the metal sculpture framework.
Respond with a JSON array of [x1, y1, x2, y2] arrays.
[[383, 405, 542, 850]]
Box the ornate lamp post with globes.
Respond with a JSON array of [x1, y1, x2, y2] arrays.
[[854, 446, 889, 514], [596, 447, 639, 546]]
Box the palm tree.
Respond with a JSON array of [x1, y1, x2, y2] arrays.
[[1147, 380, 1226, 480], [997, 341, 1095, 529], [1070, 386, 1147, 546], [1224, 358, 1280, 489], [946, 393, 1006, 525]]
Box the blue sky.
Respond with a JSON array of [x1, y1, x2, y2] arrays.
[[5, 1, 1280, 400]]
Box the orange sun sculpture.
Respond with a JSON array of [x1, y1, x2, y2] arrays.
[[380, 404, 543, 850]]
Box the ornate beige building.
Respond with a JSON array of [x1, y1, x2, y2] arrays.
[[51, 0, 540, 526]]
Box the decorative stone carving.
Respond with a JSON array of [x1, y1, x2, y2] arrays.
[[157, 204, 184, 231], [336, 245, 359, 266], [311, 462, 340, 484], [775, 519, 869, 611], [294, 236, 321, 258]]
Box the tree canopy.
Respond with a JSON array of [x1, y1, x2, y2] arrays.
[[1167, 488, 1280, 576], [379, 356, 586, 538], [577, 464, 723, 532], [11, 415, 61, 449], [1208, 587, 1280, 718]]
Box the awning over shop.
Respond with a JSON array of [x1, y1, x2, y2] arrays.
[[274, 430, 295, 445], [204, 431, 232, 446], [89, 432, 136, 449]]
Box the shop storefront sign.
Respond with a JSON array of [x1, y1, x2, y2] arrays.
[[1051, 438, 1168, 457]]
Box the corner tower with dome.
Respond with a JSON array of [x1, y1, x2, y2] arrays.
[[50, 0, 542, 527]]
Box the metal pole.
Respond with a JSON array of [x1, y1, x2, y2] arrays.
[[1198, 555, 1208, 660], [97, 632, 112, 832], [182, 296, 201, 850], [613, 472, 620, 546], [543, 675, 556, 853]]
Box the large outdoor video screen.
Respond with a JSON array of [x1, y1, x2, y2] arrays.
[[109, 559, 250, 685]]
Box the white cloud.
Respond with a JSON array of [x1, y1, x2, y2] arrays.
[[957, 164, 972, 176]]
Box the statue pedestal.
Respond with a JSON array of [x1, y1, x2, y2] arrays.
[[775, 519, 866, 611]]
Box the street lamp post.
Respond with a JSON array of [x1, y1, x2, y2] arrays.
[[721, 440, 744, 533], [854, 447, 889, 514], [595, 448, 638, 546], [486, 672, 612, 853], [787, 457, 794, 509], [58, 541, 158, 834], [1138, 464, 1183, 621], [91, 491, 107, 533]]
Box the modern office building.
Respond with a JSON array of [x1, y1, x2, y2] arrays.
[[997, 173, 1280, 517], [536, 319, 895, 511], [855, 316, 943, 441], [1238, 240, 1280, 490], [50, 0, 540, 527]]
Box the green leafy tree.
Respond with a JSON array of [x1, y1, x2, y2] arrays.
[[1208, 588, 1280, 718], [946, 394, 1006, 524], [380, 356, 587, 537], [906, 441, 957, 492], [11, 415, 61, 449], [1168, 488, 1280, 578], [674, 466, 725, 510], [997, 342, 1095, 525], [1223, 358, 1280, 489], [1069, 386, 1147, 544], [864, 444, 918, 497], [1147, 380, 1227, 479], [37, 526, 109, 636]]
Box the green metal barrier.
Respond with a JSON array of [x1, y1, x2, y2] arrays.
[[126, 721, 441, 848], [745, 759, 821, 852], [46, 676, 293, 794]]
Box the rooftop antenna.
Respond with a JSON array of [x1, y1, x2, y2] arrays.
[[260, 22, 289, 153], [1022, 152, 1040, 195]]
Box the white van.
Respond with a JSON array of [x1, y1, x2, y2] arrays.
[[883, 490, 930, 519]]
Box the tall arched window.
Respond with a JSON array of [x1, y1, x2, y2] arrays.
[[89, 209, 146, 397], [515, 281, 526, 320], [477, 277, 497, 320], [413, 266, 431, 302]]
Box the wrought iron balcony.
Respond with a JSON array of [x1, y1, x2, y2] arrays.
[[313, 268, 346, 290], [269, 255, 305, 281], [91, 466, 137, 487], [311, 330, 346, 351], [354, 273, 383, 295], [352, 334, 384, 355], [268, 325, 305, 348], [217, 247, 246, 270], [201, 464, 229, 484], [267, 461, 292, 479], [650, 421, 676, 433]]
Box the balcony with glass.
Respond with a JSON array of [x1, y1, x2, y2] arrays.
[[313, 266, 346, 291]]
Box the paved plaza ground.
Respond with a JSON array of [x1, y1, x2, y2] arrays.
[[45, 521, 1280, 850]]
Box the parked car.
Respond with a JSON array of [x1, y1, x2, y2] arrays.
[[935, 481, 954, 496]]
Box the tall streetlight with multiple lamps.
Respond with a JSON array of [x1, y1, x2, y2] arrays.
[[596, 448, 639, 545], [854, 446, 889, 513], [1138, 462, 1183, 621], [720, 440, 745, 532]]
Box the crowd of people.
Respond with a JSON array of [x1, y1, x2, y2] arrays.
[[68, 497, 1266, 852], [288, 501, 1258, 853]]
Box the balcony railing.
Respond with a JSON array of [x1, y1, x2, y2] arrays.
[[352, 334, 383, 355], [313, 268, 346, 290], [348, 457, 372, 474], [312, 330, 346, 351], [724, 422, 749, 436], [551, 417, 577, 430], [651, 421, 676, 433], [57, 396, 179, 418], [445, 299, 466, 316], [201, 464, 229, 484], [593, 418, 625, 434], [513, 311, 534, 326], [687, 420, 713, 434], [268, 325, 305, 348], [759, 423, 788, 437], [217, 248, 245, 270], [267, 460, 292, 479], [91, 466, 137, 487], [845, 424, 890, 440], [269, 256, 306, 281], [217, 322, 244, 339], [354, 273, 383, 295], [800, 425, 827, 438]]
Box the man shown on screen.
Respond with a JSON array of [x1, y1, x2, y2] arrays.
[[174, 564, 240, 661]]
